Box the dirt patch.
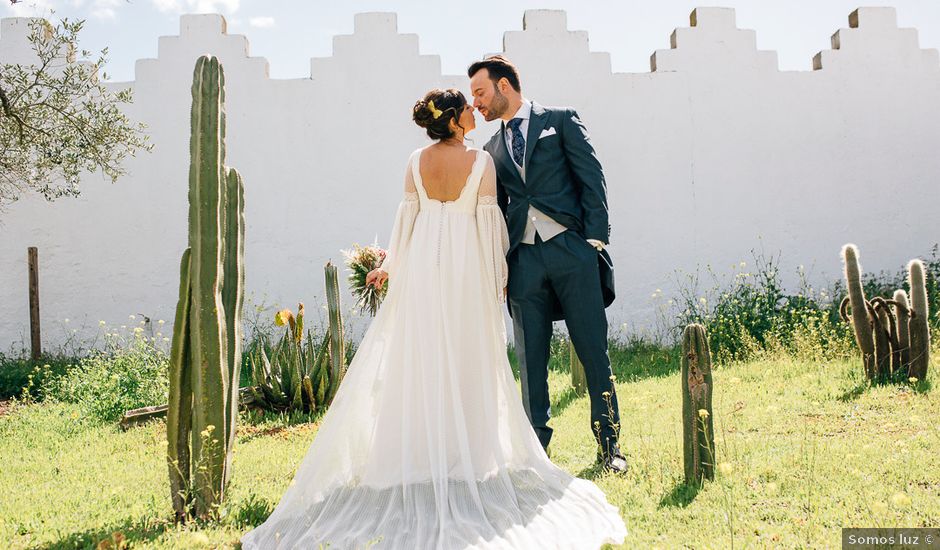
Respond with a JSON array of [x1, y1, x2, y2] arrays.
[[0, 399, 12, 417]]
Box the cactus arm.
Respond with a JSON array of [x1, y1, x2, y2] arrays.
[[893, 290, 912, 371], [167, 248, 193, 521], [842, 244, 877, 380], [871, 303, 892, 380], [221, 167, 245, 486], [908, 260, 931, 381], [839, 296, 850, 323]]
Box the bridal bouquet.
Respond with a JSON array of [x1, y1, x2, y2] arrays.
[[342, 242, 387, 316]]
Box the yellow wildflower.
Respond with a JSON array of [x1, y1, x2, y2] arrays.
[[274, 309, 294, 327]]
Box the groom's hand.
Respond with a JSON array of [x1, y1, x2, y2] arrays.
[[586, 238, 606, 251]]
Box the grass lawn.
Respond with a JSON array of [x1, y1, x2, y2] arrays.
[[0, 343, 937, 549]]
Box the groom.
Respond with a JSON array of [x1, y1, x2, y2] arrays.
[[468, 55, 627, 473]]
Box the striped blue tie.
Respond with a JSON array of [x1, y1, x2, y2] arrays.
[[507, 118, 525, 167]]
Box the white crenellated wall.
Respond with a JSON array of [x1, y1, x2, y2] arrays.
[[0, 7, 938, 348]]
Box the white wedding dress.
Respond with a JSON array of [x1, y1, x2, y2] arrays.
[[240, 148, 627, 549]]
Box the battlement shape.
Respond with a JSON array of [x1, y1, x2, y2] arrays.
[[133, 14, 269, 84], [500, 10, 612, 76], [812, 7, 939, 73], [651, 8, 779, 73], [309, 12, 444, 98], [5, 7, 937, 85], [497, 9, 613, 106]]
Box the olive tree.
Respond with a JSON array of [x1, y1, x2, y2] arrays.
[[0, 15, 150, 208]]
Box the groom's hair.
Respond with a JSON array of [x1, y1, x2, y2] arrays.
[[467, 55, 521, 93]]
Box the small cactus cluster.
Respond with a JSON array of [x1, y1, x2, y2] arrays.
[[246, 262, 348, 413], [840, 244, 931, 383], [681, 323, 715, 485], [167, 55, 245, 522]]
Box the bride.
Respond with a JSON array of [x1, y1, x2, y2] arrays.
[[240, 88, 627, 549]]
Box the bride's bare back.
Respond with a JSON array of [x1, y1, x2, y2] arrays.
[[417, 144, 479, 202]]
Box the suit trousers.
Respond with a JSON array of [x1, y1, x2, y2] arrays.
[[507, 230, 622, 456]]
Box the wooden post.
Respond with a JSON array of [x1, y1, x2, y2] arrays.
[[682, 324, 715, 485], [28, 247, 41, 360]]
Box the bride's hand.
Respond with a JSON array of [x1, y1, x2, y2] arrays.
[[502, 286, 508, 302], [366, 268, 389, 289]]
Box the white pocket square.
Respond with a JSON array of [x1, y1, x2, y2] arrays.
[[538, 127, 557, 140]]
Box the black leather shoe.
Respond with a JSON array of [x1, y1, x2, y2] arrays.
[[600, 452, 628, 475]]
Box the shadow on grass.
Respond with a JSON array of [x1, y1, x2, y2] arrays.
[[837, 377, 932, 402], [46, 494, 279, 549], [237, 409, 322, 446], [238, 405, 324, 429], [551, 386, 583, 417], [837, 381, 869, 402], [658, 481, 701, 508], [508, 337, 680, 421], [227, 492, 275, 530], [44, 515, 173, 550], [576, 462, 604, 481], [508, 338, 681, 385]]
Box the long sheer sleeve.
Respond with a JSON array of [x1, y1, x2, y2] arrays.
[[379, 160, 420, 278], [476, 153, 510, 303]]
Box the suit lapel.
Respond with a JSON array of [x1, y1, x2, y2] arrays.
[[491, 122, 524, 187], [524, 102, 549, 169]]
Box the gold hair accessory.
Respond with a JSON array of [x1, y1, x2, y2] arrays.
[[427, 100, 443, 119]]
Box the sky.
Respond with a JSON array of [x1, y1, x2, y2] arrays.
[[2, 0, 939, 82]]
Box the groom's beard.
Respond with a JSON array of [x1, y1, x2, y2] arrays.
[[484, 89, 510, 121]]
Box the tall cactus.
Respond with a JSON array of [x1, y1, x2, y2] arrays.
[[908, 260, 931, 381], [681, 323, 715, 485], [167, 55, 245, 521], [324, 261, 347, 404], [842, 244, 876, 380], [893, 289, 912, 371]]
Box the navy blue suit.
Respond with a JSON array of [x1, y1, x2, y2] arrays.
[[483, 102, 621, 457]]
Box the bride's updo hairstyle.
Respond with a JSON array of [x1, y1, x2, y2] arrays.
[[413, 88, 467, 140]]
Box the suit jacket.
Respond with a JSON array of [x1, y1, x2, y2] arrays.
[[484, 102, 610, 256], [484, 102, 615, 319]]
